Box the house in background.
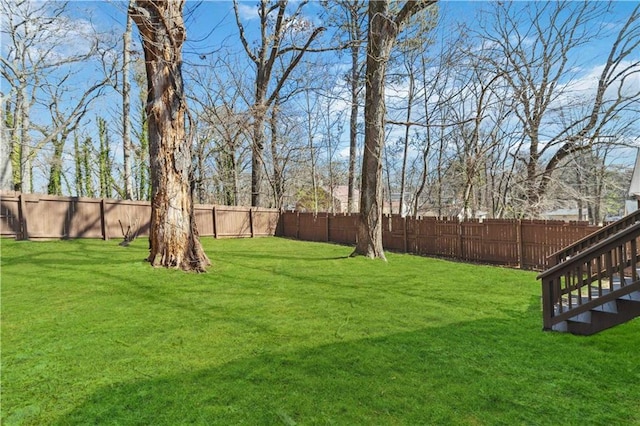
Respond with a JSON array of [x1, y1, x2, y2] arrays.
[[627, 148, 640, 214], [541, 208, 589, 222], [331, 185, 359, 213]]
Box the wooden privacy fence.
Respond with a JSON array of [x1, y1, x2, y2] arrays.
[[1, 191, 606, 271], [0, 192, 279, 241], [279, 211, 602, 271]]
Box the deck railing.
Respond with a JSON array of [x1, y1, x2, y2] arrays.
[[547, 210, 640, 267], [538, 221, 640, 330]]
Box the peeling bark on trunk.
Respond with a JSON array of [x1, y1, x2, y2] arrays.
[[130, 0, 210, 272]]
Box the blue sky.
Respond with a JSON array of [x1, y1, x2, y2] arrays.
[[76, 1, 637, 67], [3, 0, 638, 193]]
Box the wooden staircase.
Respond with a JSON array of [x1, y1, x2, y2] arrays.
[[538, 210, 640, 335]]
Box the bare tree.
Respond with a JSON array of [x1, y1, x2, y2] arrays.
[[352, 0, 437, 259], [130, 0, 209, 272], [385, 9, 438, 216], [324, 0, 368, 213], [122, 0, 134, 199], [187, 52, 253, 205], [480, 1, 640, 216], [1, 0, 114, 193], [233, 0, 325, 207]]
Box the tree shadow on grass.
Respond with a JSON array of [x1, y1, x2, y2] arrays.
[[1, 239, 149, 268], [215, 250, 353, 263], [54, 310, 639, 426]]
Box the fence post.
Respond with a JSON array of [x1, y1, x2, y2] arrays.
[[296, 211, 300, 240], [403, 216, 408, 253], [249, 208, 255, 238], [101, 198, 108, 240], [18, 193, 29, 240], [326, 213, 330, 242], [517, 220, 523, 268], [212, 206, 218, 239], [458, 219, 463, 260], [415, 216, 421, 255]]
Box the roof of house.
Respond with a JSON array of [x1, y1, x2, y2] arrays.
[[330, 185, 359, 203], [542, 208, 588, 217]]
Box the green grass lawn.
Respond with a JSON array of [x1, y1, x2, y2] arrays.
[[1, 237, 639, 425]]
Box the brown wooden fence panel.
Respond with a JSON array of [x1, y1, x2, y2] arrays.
[[0, 192, 278, 241], [0, 192, 20, 237], [484, 219, 520, 265], [414, 217, 460, 258], [521, 220, 548, 270], [520, 220, 601, 269], [405, 216, 420, 253], [253, 209, 280, 237], [279, 211, 299, 238], [103, 200, 151, 239], [382, 215, 406, 251], [15, 194, 101, 239], [461, 220, 483, 262], [4, 191, 619, 271], [25, 194, 68, 238], [461, 219, 519, 265], [193, 205, 215, 237], [298, 212, 329, 242], [66, 198, 103, 238], [215, 206, 252, 237], [328, 213, 358, 244]]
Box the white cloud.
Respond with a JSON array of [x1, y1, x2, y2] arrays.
[[236, 2, 259, 21]]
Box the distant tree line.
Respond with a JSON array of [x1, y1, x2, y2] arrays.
[[2, 0, 638, 229]]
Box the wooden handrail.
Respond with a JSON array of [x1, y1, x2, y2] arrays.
[[547, 209, 640, 266], [539, 218, 640, 331], [538, 221, 640, 280]]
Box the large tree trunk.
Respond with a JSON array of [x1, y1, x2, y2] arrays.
[[251, 107, 266, 207], [130, 0, 210, 272], [47, 136, 65, 195], [352, 0, 435, 259], [352, 2, 397, 260]]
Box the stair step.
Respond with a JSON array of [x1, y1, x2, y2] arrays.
[[612, 272, 640, 286], [567, 310, 592, 324], [552, 321, 568, 332], [620, 291, 640, 301], [591, 300, 618, 313], [562, 297, 640, 335], [611, 276, 627, 286]]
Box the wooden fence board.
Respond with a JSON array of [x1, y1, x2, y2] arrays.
[[278, 211, 610, 270], [213, 206, 252, 238], [0, 192, 278, 241], [298, 212, 329, 242], [328, 214, 357, 245], [1, 191, 616, 271], [252, 209, 280, 237]]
